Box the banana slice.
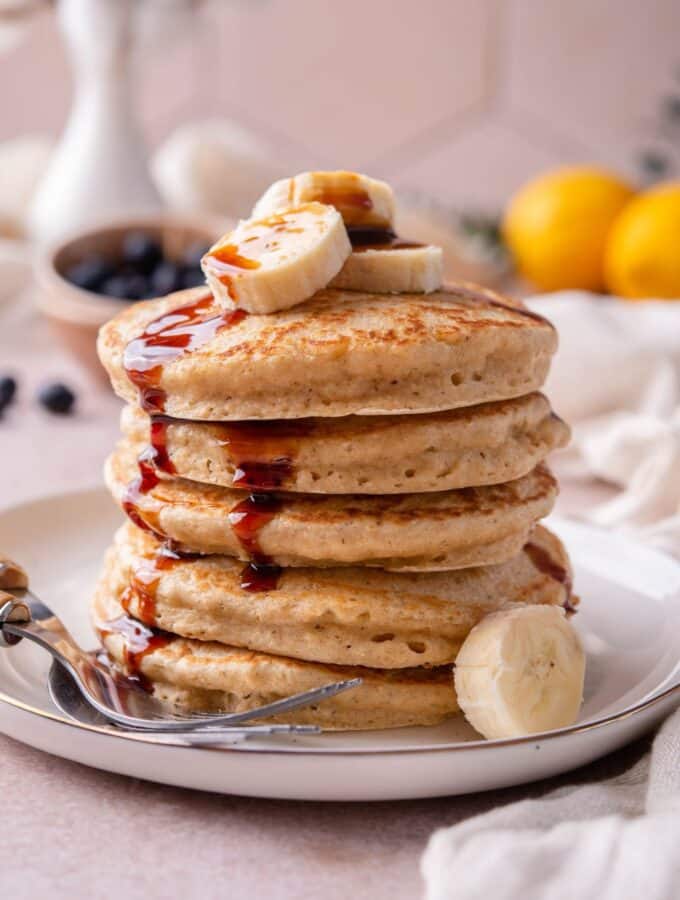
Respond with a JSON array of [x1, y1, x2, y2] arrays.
[[330, 243, 443, 293], [201, 202, 351, 314], [454, 605, 585, 739], [253, 171, 395, 229]]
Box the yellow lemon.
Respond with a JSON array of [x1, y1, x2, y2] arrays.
[[605, 182, 680, 299], [503, 166, 635, 292]]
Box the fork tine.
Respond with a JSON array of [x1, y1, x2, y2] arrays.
[[190, 677, 364, 729], [126, 678, 363, 732]]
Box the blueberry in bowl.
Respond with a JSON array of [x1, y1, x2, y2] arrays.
[[35, 215, 228, 383]]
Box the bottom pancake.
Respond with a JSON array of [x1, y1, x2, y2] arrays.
[[92, 586, 458, 730]]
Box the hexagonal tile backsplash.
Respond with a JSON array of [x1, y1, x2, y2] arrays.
[[0, 0, 677, 209]]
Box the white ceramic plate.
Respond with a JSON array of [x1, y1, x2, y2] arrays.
[[0, 488, 678, 801]]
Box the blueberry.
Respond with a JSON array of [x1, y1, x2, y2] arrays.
[[181, 241, 210, 268], [0, 375, 17, 409], [100, 274, 149, 301], [38, 382, 75, 415], [180, 265, 206, 289], [64, 256, 114, 292], [122, 232, 162, 274], [149, 261, 182, 296]]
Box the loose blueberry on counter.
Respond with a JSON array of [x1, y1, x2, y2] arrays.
[[122, 232, 162, 275], [38, 382, 76, 415], [0, 375, 17, 410]]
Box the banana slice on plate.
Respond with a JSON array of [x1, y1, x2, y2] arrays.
[[253, 171, 395, 229], [201, 202, 350, 314], [454, 605, 586, 740], [330, 242, 443, 293]]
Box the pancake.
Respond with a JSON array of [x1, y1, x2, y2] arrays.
[[92, 583, 458, 730], [120, 393, 570, 495], [97, 283, 557, 420], [106, 439, 558, 570], [100, 521, 573, 669]]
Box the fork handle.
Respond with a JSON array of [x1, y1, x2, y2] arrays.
[[0, 595, 31, 648], [0, 556, 29, 590]]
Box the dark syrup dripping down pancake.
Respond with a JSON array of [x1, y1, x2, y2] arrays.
[[347, 228, 425, 252], [228, 493, 283, 592], [123, 293, 247, 414], [99, 615, 175, 690], [524, 541, 575, 612]]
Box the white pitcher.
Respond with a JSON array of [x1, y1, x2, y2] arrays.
[[27, 0, 162, 245]]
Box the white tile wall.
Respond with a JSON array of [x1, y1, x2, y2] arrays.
[[0, 0, 678, 208]]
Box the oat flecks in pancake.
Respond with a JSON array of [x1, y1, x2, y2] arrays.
[[97, 521, 571, 671], [97, 283, 557, 420], [119, 393, 570, 494], [105, 437, 558, 570]]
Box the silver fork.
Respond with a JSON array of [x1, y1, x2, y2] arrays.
[[0, 556, 361, 734]]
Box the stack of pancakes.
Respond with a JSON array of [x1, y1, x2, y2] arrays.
[[95, 266, 570, 730]]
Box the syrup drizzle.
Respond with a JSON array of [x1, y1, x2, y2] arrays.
[[228, 493, 283, 592], [120, 544, 184, 625], [316, 187, 373, 211], [202, 211, 308, 300], [212, 419, 314, 490], [525, 541, 575, 612], [123, 293, 247, 414], [347, 228, 425, 252], [99, 615, 175, 690]]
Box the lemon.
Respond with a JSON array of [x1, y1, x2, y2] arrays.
[[503, 166, 635, 292], [605, 182, 680, 299]]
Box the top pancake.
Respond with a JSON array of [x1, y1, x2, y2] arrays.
[[97, 282, 557, 420]]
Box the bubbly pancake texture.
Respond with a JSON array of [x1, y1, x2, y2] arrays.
[[100, 521, 573, 669], [93, 583, 458, 730], [97, 283, 557, 420], [106, 439, 558, 570], [120, 393, 570, 494]]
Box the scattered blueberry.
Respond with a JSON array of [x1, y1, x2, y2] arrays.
[[122, 231, 162, 275], [64, 256, 115, 292], [149, 260, 183, 296], [0, 375, 17, 410], [38, 382, 76, 415]]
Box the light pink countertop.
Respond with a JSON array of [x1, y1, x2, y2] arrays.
[[0, 297, 629, 900]]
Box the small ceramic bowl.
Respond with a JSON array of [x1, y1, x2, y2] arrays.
[[34, 213, 228, 384]]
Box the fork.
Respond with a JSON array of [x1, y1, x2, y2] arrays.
[[0, 555, 361, 734]]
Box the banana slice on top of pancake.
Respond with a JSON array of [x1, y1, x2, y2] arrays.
[[331, 235, 443, 294], [252, 170, 395, 230], [253, 170, 442, 293], [201, 202, 350, 314]]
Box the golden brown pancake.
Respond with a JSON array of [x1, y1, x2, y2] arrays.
[[106, 438, 558, 571], [100, 521, 573, 669], [119, 392, 570, 494], [92, 584, 458, 730], [97, 283, 557, 420]]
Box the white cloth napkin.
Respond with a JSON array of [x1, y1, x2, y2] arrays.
[[422, 706, 680, 900], [421, 291, 680, 900], [530, 292, 680, 558]]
